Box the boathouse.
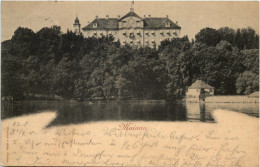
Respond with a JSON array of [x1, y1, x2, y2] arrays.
[[186, 80, 214, 98]]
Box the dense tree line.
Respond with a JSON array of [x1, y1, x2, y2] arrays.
[[1, 26, 259, 100]]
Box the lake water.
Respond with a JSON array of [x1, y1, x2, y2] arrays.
[[1, 100, 259, 127]]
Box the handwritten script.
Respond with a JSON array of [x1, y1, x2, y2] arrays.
[[1, 117, 258, 167]]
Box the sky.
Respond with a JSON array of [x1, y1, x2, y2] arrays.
[[1, 1, 259, 42]]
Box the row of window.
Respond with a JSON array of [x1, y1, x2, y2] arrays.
[[118, 21, 171, 28], [92, 21, 171, 28], [122, 39, 167, 44], [122, 41, 156, 46], [89, 32, 114, 36], [88, 31, 178, 36], [122, 31, 178, 36]]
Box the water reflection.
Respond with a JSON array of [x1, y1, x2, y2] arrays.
[[1, 100, 258, 128], [48, 102, 188, 127], [185, 103, 215, 122]]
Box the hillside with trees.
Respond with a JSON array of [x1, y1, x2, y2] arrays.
[[1, 26, 259, 100]]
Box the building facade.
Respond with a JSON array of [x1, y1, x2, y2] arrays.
[[186, 80, 215, 98], [73, 7, 181, 48]]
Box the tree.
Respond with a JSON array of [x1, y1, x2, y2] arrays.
[[195, 27, 221, 46], [21, 56, 40, 96], [240, 27, 259, 49], [59, 30, 84, 61], [185, 44, 242, 94], [240, 49, 259, 74], [233, 29, 244, 50], [2, 25, 258, 100], [1, 53, 23, 99], [74, 78, 88, 100], [90, 69, 105, 97], [216, 40, 232, 51], [236, 71, 259, 95], [53, 57, 74, 98], [11, 27, 37, 58], [38, 59, 56, 98], [115, 76, 130, 98], [217, 27, 235, 44], [159, 35, 191, 52], [159, 36, 192, 99], [102, 74, 115, 99], [36, 26, 61, 64]]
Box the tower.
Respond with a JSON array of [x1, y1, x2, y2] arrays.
[[130, 0, 134, 12], [73, 15, 81, 35]]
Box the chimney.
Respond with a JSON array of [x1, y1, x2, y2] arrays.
[[148, 14, 151, 18], [95, 15, 98, 19], [118, 15, 120, 19], [166, 15, 168, 18], [176, 21, 178, 24], [144, 15, 146, 18], [106, 15, 109, 19]]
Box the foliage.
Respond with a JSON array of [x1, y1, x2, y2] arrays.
[[196, 27, 259, 50], [1, 26, 259, 100], [195, 27, 221, 46], [217, 27, 235, 44], [236, 71, 259, 95]]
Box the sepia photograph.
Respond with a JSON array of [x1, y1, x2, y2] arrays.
[[1, 1, 259, 166]]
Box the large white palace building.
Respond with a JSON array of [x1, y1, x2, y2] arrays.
[[73, 5, 181, 48]]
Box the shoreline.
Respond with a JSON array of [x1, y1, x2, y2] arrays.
[[3, 96, 259, 103]]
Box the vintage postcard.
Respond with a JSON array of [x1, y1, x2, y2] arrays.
[[1, 1, 259, 166]]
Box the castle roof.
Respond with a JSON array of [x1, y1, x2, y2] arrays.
[[189, 80, 214, 89], [119, 11, 142, 21], [82, 12, 181, 30], [144, 17, 180, 29], [82, 18, 118, 30], [74, 16, 80, 25]]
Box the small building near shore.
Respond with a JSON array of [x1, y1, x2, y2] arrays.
[[186, 80, 214, 98]]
